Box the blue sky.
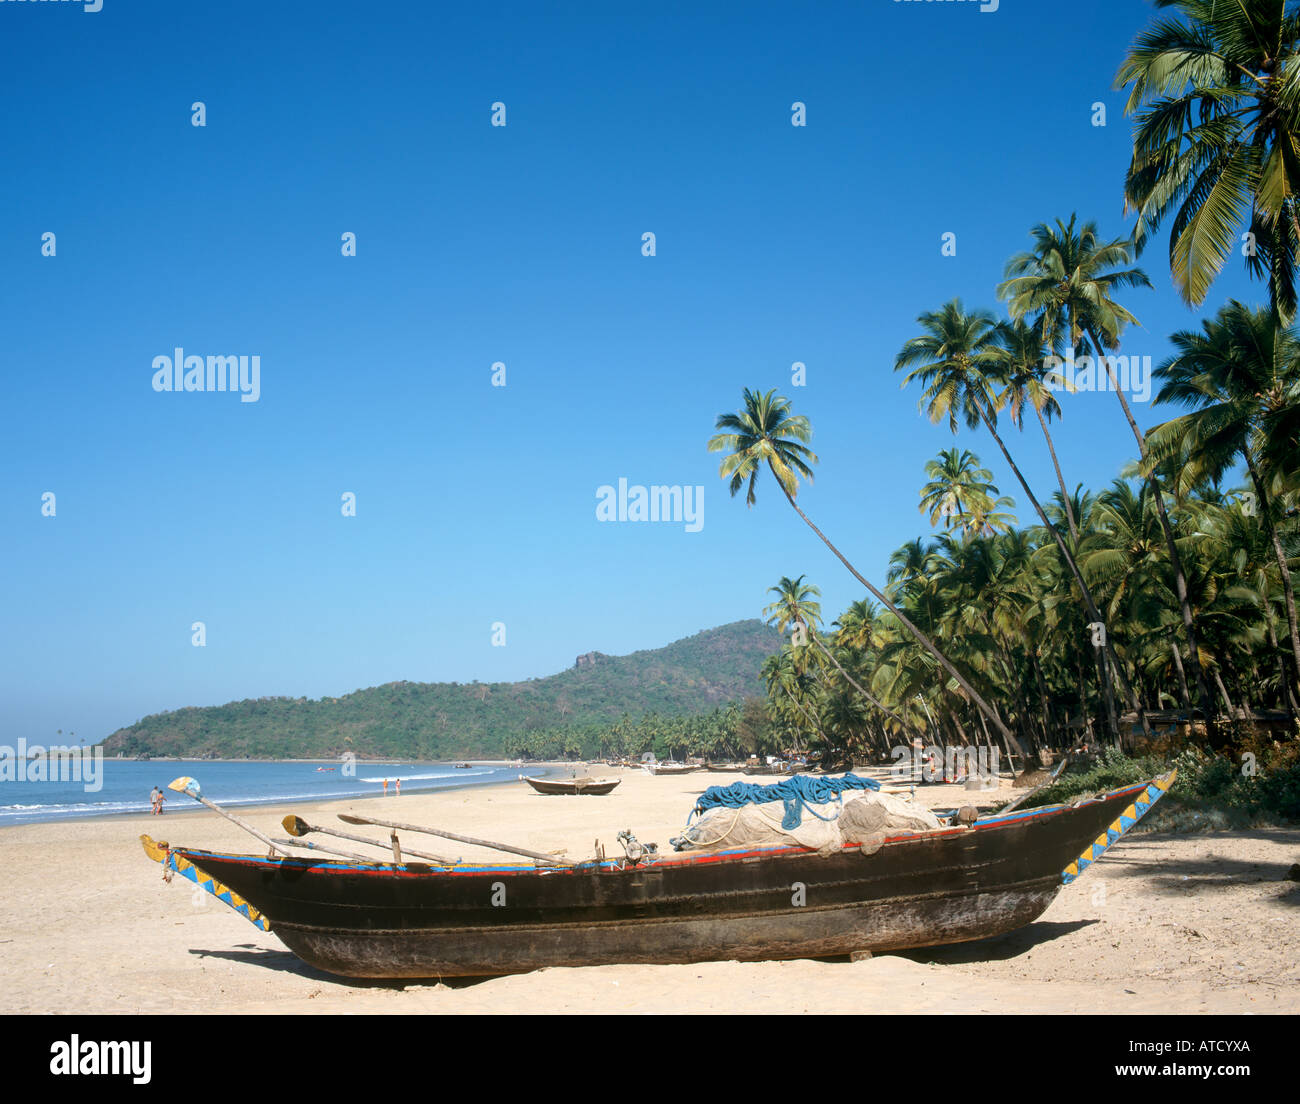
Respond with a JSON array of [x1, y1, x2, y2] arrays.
[[1, 0, 1262, 743]]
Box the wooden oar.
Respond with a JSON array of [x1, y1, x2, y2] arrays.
[[283, 815, 460, 866], [168, 776, 284, 855], [269, 837, 381, 863], [338, 812, 577, 867]]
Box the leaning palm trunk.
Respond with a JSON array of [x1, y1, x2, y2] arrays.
[[1212, 668, 1236, 717], [976, 709, 1015, 778], [1074, 651, 1092, 741], [1033, 402, 1079, 542], [775, 483, 1026, 766], [1095, 644, 1121, 751], [1087, 325, 1215, 721], [1030, 651, 1055, 753], [970, 397, 1152, 743], [1264, 615, 1300, 716], [1170, 640, 1192, 712], [808, 632, 917, 736]]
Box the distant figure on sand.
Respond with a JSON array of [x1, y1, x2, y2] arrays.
[[382, 778, 388, 796], [395, 778, 401, 796], [150, 786, 165, 815]]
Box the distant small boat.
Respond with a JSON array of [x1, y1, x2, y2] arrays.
[[644, 762, 702, 776], [524, 776, 620, 796], [705, 762, 746, 773], [454, 763, 473, 769], [315, 767, 336, 773]]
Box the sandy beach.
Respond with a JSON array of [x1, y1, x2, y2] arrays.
[[1, 767, 1296, 1015]]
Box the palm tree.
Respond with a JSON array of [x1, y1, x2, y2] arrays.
[[830, 598, 911, 737], [754, 463, 1300, 759], [927, 532, 1051, 756], [834, 598, 882, 654], [962, 493, 1019, 539], [986, 318, 1080, 541], [1081, 480, 1177, 632], [887, 537, 936, 590], [895, 298, 1149, 744], [762, 574, 823, 640], [765, 575, 912, 736], [997, 216, 1214, 722], [762, 574, 841, 712], [1147, 300, 1300, 686], [1079, 479, 1187, 720], [760, 648, 822, 750], [919, 447, 1012, 535], [997, 216, 1155, 455], [1116, 0, 1300, 320], [1192, 489, 1300, 714], [707, 388, 1029, 762]]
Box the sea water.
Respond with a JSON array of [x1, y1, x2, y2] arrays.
[[0, 759, 543, 826]]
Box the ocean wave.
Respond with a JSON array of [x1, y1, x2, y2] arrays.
[[0, 766, 514, 825], [357, 771, 474, 783], [0, 800, 143, 817]]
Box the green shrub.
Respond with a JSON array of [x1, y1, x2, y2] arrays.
[[1019, 741, 1300, 825], [1027, 747, 1168, 807]]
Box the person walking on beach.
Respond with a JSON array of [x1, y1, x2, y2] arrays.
[[382, 778, 388, 796], [395, 778, 401, 797], [151, 786, 166, 815]]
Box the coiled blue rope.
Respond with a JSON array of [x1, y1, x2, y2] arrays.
[[691, 773, 882, 830]]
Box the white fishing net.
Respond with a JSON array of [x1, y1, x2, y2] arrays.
[[676, 792, 942, 856]]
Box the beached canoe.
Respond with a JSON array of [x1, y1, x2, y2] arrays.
[[139, 772, 1173, 979], [643, 762, 702, 776], [524, 776, 620, 796]]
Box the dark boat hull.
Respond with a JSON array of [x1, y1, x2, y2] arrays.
[[275, 883, 1059, 978], [158, 777, 1170, 978], [524, 777, 620, 795]]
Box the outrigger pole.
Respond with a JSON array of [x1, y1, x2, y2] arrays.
[[338, 812, 578, 867], [167, 776, 285, 856], [282, 815, 461, 866]]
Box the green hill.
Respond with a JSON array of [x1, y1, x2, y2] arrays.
[[102, 620, 781, 759]]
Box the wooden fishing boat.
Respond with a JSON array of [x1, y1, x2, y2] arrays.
[[139, 772, 1174, 979], [524, 776, 620, 796], [643, 762, 702, 776]]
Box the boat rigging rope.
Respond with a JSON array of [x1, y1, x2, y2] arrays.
[[675, 805, 746, 849], [690, 773, 881, 830]]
